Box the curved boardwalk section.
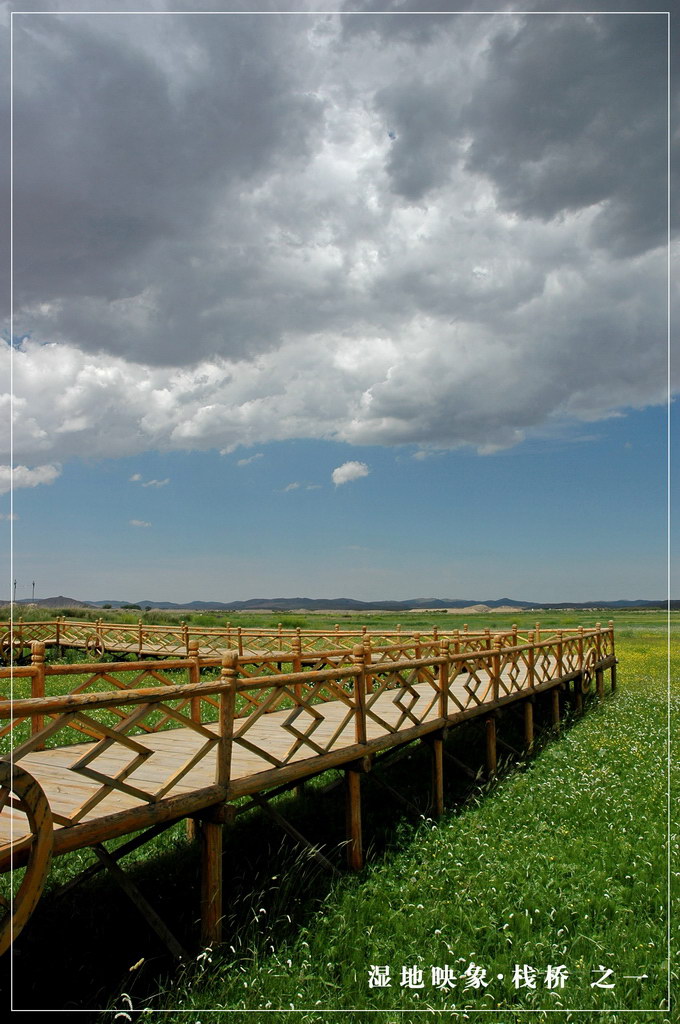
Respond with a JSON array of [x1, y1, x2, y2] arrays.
[[0, 622, 616, 953]]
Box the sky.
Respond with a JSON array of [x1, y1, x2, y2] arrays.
[[1, 1, 675, 604]]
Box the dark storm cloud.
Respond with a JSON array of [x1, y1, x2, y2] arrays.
[[9, 11, 324, 362], [2, 4, 671, 468], [461, 13, 668, 258]]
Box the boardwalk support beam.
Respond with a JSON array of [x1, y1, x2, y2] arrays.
[[485, 714, 497, 780], [345, 768, 363, 871], [199, 816, 223, 948], [431, 732, 444, 818], [524, 698, 534, 754], [551, 687, 561, 734], [596, 667, 605, 700]]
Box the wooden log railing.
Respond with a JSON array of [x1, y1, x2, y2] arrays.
[[0, 625, 616, 952], [0, 617, 614, 662], [0, 626, 615, 810]]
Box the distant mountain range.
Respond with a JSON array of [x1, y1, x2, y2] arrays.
[[3, 594, 673, 611]]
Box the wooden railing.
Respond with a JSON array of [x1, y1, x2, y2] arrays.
[[0, 624, 616, 952], [0, 617, 613, 661], [0, 625, 614, 807]]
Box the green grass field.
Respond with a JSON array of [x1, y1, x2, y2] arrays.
[[2, 610, 676, 1023]]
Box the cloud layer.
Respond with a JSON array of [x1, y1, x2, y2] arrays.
[[3, 6, 671, 471]]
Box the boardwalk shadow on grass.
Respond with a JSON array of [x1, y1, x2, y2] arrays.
[[3, 687, 587, 1016]]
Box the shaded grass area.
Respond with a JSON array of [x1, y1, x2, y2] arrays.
[[2, 612, 676, 1023]]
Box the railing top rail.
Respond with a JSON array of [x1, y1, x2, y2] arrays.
[[0, 677, 235, 718]]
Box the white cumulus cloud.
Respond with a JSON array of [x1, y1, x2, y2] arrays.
[[129, 519, 151, 528], [0, 464, 62, 495], [332, 461, 370, 487]]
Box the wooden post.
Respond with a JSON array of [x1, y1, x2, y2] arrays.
[[237, 627, 243, 657], [185, 640, 202, 843], [217, 652, 238, 790], [556, 630, 564, 676], [596, 667, 605, 699], [55, 617, 62, 657], [551, 687, 560, 733], [535, 621, 541, 642], [431, 733, 444, 818], [524, 698, 534, 754], [414, 631, 422, 683], [610, 624, 617, 691], [439, 639, 450, 722], [576, 626, 585, 711], [345, 767, 363, 871], [138, 618, 144, 655], [30, 642, 46, 746], [512, 623, 518, 646], [485, 714, 497, 779], [182, 621, 189, 655], [292, 634, 303, 703], [578, 626, 584, 671], [352, 645, 367, 745], [527, 632, 535, 689], [199, 651, 238, 946], [492, 639, 501, 702], [200, 816, 223, 947]]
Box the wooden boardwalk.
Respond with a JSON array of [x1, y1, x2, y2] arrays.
[[0, 624, 617, 956]]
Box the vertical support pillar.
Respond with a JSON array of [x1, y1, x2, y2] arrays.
[[200, 816, 223, 947], [596, 667, 605, 699], [575, 678, 584, 714], [431, 734, 444, 818], [609, 621, 617, 692], [345, 768, 363, 871], [485, 714, 497, 780], [524, 698, 534, 754], [611, 661, 617, 692], [551, 687, 561, 734], [186, 639, 201, 842]]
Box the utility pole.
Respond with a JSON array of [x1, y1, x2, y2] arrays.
[[13, 579, 16, 604]]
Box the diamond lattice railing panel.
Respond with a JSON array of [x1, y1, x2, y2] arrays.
[[9, 697, 220, 825], [461, 661, 492, 706], [502, 652, 524, 693], [562, 642, 580, 673], [534, 648, 556, 684], [232, 677, 356, 768], [364, 666, 439, 735]]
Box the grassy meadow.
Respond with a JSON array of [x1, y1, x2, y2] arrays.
[[1, 609, 676, 1023]]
